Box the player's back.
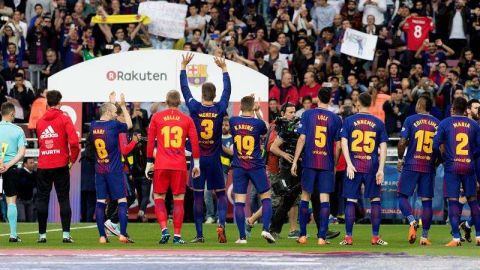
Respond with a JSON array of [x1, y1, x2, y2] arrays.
[[230, 116, 267, 170], [90, 120, 127, 174], [149, 108, 195, 171], [341, 113, 388, 173], [190, 104, 227, 157], [300, 107, 342, 171], [402, 113, 439, 173], [434, 116, 480, 175]]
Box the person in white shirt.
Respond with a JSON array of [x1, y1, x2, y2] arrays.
[[358, 0, 387, 26], [186, 5, 206, 42]]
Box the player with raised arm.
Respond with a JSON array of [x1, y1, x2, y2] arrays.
[[397, 95, 439, 245], [180, 53, 231, 243], [230, 95, 275, 244], [145, 90, 201, 245], [290, 88, 342, 245], [339, 92, 388, 246], [433, 97, 480, 247], [90, 93, 133, 244]]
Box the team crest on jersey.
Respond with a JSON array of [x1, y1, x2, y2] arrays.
[[187, 64, 208, 86]]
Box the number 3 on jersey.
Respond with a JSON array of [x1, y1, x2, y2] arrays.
[[234, 135, 254, 155], [351, 130, 375, 153], [200, 119, 213, 140], [161, 126, 183, 148]]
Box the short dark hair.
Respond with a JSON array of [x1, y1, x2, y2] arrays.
[[23, 157, 34, 164], [47, 90, 62, 107], [14, 73, 24, 80], [467, 98, 480, 109], [254, 50, 264, 59], [318, 87, 331, 104], [417, 94, 433, 112], [202, 82, 216, 101], [302, 95, 313, 103], [192, 28, 202, 35], [34, 3, 43, 9], [452, 97, 468, 115], [280, 102, 295, 113], [449, 70, 459, 78], [240, 96, 255, 112], [1, 102, 15, 116], [358, 92, 372, 107]]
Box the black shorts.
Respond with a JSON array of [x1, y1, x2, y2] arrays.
[[2, 166, 18, 197]]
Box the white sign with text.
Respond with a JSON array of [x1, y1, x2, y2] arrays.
[[340, 28, 378, 61], [138, 2, 187, 39]]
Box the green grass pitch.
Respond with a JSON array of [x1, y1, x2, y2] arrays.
[[0, 223, 478, 256]]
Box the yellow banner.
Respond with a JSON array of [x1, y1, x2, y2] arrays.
[[91, 15, 151, 25]]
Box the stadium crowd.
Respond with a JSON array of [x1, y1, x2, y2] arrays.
[[0, 0, 480, 244]]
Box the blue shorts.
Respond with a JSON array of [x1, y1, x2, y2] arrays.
[[190, 155, 226, 190], [444, 172, 477, 198], [301, 168, 334, 194], [343, 172, 381, 199], [232, 167, 270, 195], [397, 170, 434, 198], [95, 172, 128, 200]]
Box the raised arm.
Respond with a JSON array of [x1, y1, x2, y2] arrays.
[[214, 57, 231, 109], [180, 53, 199, 108], [119, 93, 133, 129]]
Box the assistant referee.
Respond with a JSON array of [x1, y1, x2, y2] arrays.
[[36, 90, 80, 243]]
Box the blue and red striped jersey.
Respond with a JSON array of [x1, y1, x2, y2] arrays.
[[340, 113, 388, 173], [90, 120, 128, 174], [400, 113, 439, 173], [433, 116, 480, 175], [180, 70, 231, 157], [298, 108, 342, 170], [230, 116, 267, 170]]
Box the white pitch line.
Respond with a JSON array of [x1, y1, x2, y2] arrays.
[[0, 225, 97, 237]]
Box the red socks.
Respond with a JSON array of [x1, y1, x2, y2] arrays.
[[154, 198, 167, 230], [173, 199, 184, 235]]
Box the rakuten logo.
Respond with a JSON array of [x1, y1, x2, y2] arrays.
[[106, 70, 168, 81]]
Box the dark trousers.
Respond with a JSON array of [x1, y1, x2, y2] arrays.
[[270, 168, 301, 234], [36, 166, 71, 234], [447, 38, 467, 59], [134, 176, 151, 212], [81, 190, 96, 222]]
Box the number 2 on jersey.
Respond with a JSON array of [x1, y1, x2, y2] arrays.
[[414, 130, 434, 154], [455, 133, 468, 156], [94, 139, 108, 159], [351, 130, 376, 153], [200, 119, 214, 140], [234, 135, 254, 155], [161, 126, 183, 148]]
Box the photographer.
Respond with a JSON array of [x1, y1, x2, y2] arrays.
[[269, 102, 301, 238], [131, 130, 150, 222]]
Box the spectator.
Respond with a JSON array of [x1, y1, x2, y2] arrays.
[[340, 0, 363, 30], [16, 157, 37, 222], [268, 98, 281, 123], [383, 88, 408, 136], [26, 16, 50, 89], [207, 6, 226, 34], [387, 63, 402, 92], [293, 5, 315, 36], [191, 28, 206, 53], [465, 76, 480, 100], [411, 76, 437, 104], [41, 48, 63, 87], [1, 55, 18, 81], [264, 42, 288, 83], [345, 74, 368, 95], [28, 88, 47, 131], [439, 70, 464, 115], [293, 44, 315, 85], [458, 49, 476, 80], [241, 27, 269, 60], [368, 83, 390, 122], [363, 14, 378, 34], [429, 61, 448, 87], [446, 0, 470, 58], [7, 73, 35, 123], [131, 102, 149, 135], [358, 0, 387, 26], [299, 71, 320, 106], [11, 11, 27, 40], [269, 71, 299, 105], [311, 0, 336, 35], [26, 0, 53, 24], [28, 4, 44, 30], [414, 39, 454, 76], [295, 95, 313, 117], [186, 5, 206, 42], [0, 0, 13, 17]]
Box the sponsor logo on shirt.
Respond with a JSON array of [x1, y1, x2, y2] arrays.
[[40, 126, 59, 139]]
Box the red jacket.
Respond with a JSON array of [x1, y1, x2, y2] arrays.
[[269, 85, 299, 105], [36, 108, 80, 169]]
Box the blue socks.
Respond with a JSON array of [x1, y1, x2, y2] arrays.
[[319, 202, 330, 240], [467, 200, 480, 237], [345, 201, 356, 236], [421, 200, 433, 238], [234, 202, 246, 239], [370, 201, 381, 237], [7, 203, 17, 238], [193, 191, 204, 238], [398, 194, 415, 224], [216, 190, 227, 227], [261, 198, 272, 232], [118, 202, 128, 236], [95, 202, 107, 237], [299, 200, 310, 237], [448, 200, 461, 239]]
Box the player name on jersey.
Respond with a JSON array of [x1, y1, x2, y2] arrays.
[[353, 119, 376, 128]]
